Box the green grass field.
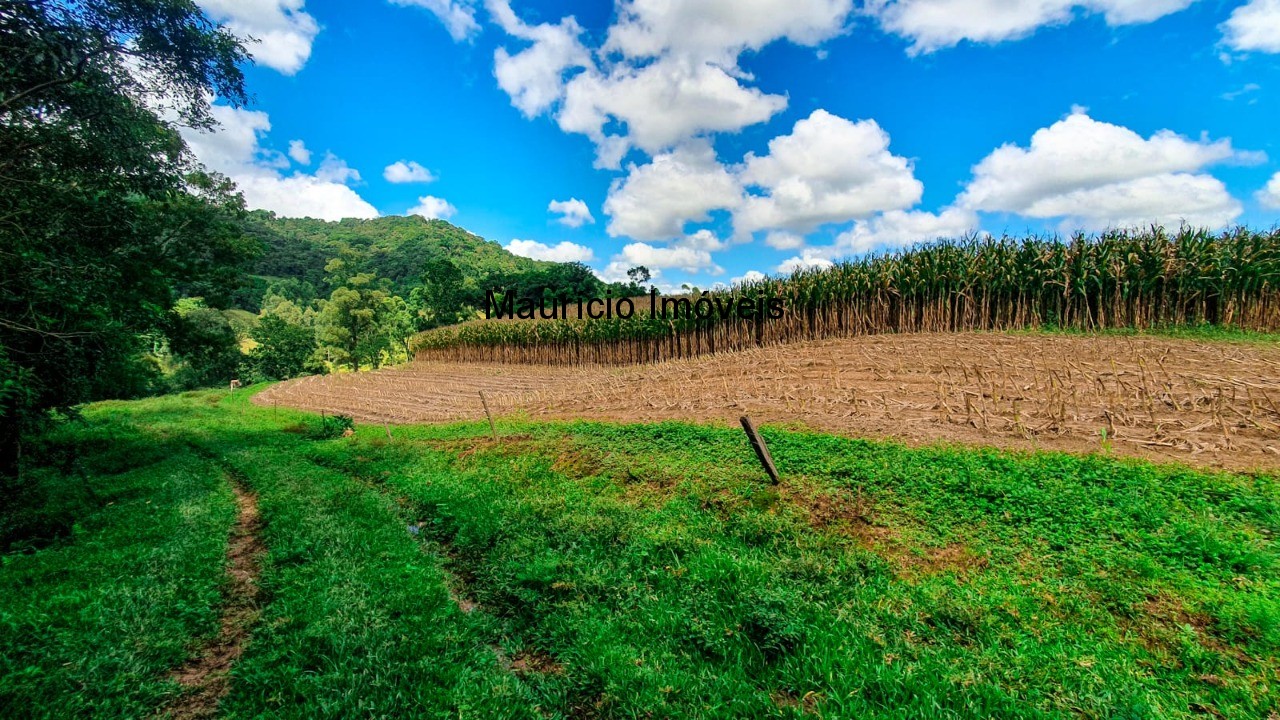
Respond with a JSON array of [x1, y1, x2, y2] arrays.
[[2, 388, 1277, 719]]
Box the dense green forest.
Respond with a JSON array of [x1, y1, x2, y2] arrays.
[[204, 211, 646, 381], [0, 0, 642, 478]]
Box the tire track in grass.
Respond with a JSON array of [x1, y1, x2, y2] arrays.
[[157, 453, 264, 720], [309, 450, 574, 695]]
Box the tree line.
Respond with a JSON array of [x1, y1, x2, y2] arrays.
[[0, 0, 642, 480]]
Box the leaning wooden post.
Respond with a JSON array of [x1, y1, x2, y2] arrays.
[[740, 416, 780, 484], [479, 391, 499, 442]]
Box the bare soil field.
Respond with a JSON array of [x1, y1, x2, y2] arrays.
[[255, 333, 1280, 472]]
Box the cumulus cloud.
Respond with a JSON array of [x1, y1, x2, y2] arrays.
[[548, 198, 595, 227], [597, 229, 728, 282], [958, 110, 1250, 230], [196, 0, 320, 75], [489, 0, 592, 117], [764, 232, 806, 250], [314, 152, 361, 183], [834, 206, 978, 254], [731, 270, 768, 285], [488, 0, 853, 164], [604, 141, 742, 240], [560, 58, 787, 165], [232, 175, 379, 220], [383, 160, 438, 183], [287, 139, 311, 164], [616, 242, 723, 274], [389, 0, 479, 40], [181, 104, 378, 220], [506, 239, 596, 262], [407, 195, 457, 220], [734, 110, 923, 236], [1221, 0, 1280, 53], [1259, 171, 1280, 209], [605, 0, 853, 62], [776, 250, 835, 274], [866, 0, 1195, 55], [680, 229, 727, 251]]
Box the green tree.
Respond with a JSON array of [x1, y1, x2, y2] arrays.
[[381, 295, 417, 362], [248, 314, 318, 380], [317, 273, 391, 371], [168, 300, 242, 390], [0, 0, 252, 475], [409, 258, 465, 330]]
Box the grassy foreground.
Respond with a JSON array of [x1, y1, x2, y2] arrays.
[[1, 389, 1277, 718]]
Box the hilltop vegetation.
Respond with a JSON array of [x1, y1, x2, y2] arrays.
[[206, 211, 645, 376], [0, 0, 648, 481]]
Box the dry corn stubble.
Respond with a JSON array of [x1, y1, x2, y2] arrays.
[[256, 333, 1280, 472]]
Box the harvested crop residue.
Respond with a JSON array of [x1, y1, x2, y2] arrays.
[[255, 333, 1280, 471]]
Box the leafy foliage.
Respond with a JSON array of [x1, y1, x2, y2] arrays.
[[0, 0, 253, 474], [247, 314, 319, 381], [167, 299, 242, 390]]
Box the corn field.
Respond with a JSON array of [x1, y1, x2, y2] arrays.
[[412, 227, 1280, 366]]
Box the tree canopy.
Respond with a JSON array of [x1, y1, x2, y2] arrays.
[[0, 0, 254, 474]]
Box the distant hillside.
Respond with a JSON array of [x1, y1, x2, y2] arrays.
[[224, 211, 642, 315], [244, 212, 551, 291]]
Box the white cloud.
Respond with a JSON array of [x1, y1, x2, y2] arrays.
[[680, 229, 727, 251], [731, 270, 768, 285], [1021, 173, 1241, 229], [389, 0, 479, 41], [233, 174, 379, 220], [604, 141, 742, 240], [834, 206, 979, 254], [764, 231, 806, 250], [196, 0, 320, 75], [505, 239, 596, 262], [287, 139, 311, 164], [1221, 82, 1261, 101], [959, 110, 1250, 230], [181, 104, 378, 221], [488, 0, 853, 164], [597, 228, 729, 281], [560, 58, 787, 164], [383, 160, 438, 183], [1259, 171, 1280, 209], [314, 152, 361, 183], [605, 0, 853, 62], [407, 195, 457, 220], [489, 0, 591, 117], [1221, 0, 1280, 53], [734, 110, 923, 236], [867, 0, 1195, 55], [548, 198, 595, 227], [776, 250, 835, 274], [617, 242, 723, 274]]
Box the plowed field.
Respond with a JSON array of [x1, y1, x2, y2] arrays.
[[255, 333, 1280, 471]]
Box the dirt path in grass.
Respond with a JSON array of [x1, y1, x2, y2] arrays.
[[255, 333, 1280, 472], [158, 460, 264, 720]]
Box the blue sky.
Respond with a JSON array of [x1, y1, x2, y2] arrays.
[[185, 0, 1280, 290]]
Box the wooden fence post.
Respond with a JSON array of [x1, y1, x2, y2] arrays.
[[739, 416, 780, 484], [479, 391, 499, 442]]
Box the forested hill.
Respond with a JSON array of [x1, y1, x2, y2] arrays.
[[251, 213, 549, 284], [233, 211, 555, 307]]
